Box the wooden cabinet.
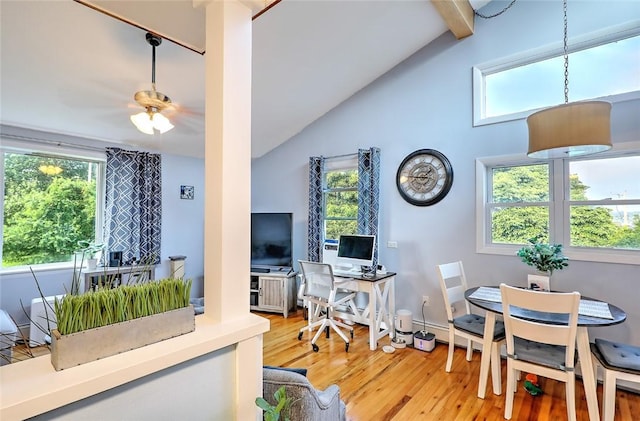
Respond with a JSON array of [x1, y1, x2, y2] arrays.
[[250, 271, 297, 318]]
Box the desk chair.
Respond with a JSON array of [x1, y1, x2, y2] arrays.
[[437, 261, 505, 398], [297, 261, 355, 352], [500, 284, 580, 421], [591, 338, 640, 421]]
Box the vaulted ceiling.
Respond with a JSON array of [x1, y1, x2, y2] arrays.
[[0, 1, 489, 158]]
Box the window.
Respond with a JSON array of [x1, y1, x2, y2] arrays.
[[473, 24, 640, 126], [488, 163, 550, 245], [476, 145, 640, 265], [323, 156, 358, 241], [567, 157, 640, 250], [1, 147, 104, 270]]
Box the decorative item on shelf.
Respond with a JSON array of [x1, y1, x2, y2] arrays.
[[76, 240, 104, 271], [526, 0, 611, 159], [50, 277, 194, 370], [517, 236, 569, 291]]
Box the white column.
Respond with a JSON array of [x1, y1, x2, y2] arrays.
[[203, 0, 252, 322]]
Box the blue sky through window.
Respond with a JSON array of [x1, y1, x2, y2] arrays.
[[485, 35, 640, 117]]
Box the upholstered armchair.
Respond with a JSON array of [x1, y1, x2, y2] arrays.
[[262, 367, 346, 421]]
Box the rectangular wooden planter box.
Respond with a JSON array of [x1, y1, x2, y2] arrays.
[[51, 305, 195, 371]]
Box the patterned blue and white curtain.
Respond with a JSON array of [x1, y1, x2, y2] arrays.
[[104, 148, 162, 264], [357, 147, 381, 266], [307, 156, 325, 262]]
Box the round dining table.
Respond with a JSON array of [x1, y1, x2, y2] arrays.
[[465, 285, 626, 421]]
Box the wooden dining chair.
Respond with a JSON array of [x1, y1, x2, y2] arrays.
[[591, 338, 640, 421], [499, 284, 580, 421], [437, 262, 505, 395]]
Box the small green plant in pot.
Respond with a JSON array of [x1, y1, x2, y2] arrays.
[[76, 240, 104, 271], [516, 236, 569, 276], [255, 386, 294, 421]]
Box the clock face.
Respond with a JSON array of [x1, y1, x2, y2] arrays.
[[396, 149, 453, 206]]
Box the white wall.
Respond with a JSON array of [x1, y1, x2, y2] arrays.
[[159, 153, 205, 297], [252, 1, 640, 345], [31, 346, 235, 420]]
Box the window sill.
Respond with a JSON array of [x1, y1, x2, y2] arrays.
[[477, 243, 640, 266]]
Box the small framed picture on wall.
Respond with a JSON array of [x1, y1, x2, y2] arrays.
[[180, 185, 194, 200]]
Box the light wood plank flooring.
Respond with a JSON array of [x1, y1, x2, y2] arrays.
[[260, 310, 640, 421]]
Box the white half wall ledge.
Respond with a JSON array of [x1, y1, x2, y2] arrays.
[[0, 314, 269, 421]]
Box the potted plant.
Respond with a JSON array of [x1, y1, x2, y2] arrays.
[[50, 277, 194, 370], [516, 236, 569, 290], [256, 385, 294, 421], [76, 240, 104, 270]]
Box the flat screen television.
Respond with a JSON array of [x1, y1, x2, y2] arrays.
[[251, 212, 293, 271]]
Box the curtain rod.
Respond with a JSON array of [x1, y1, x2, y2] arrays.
[[324, 152, 358, 160], [2, 133, 147, 156], [2, 132, 106, 153]]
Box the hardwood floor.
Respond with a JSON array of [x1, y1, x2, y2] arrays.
[[260, 310, 640, 421]]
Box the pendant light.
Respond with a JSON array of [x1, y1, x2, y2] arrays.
[[526, 0, 611, 159], [130, 33, 175, 135]]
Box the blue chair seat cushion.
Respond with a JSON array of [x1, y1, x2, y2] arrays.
[[513, 337, 575, 371], [263, 365, 308, 377], [453, 314, 505, 340], [595, 338, 640, 373]]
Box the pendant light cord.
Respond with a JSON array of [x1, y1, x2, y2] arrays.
[[474, 0, 517, 19], [563, 0, 569, 104]]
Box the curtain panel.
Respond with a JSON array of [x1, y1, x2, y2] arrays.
[[357, 147, 381, 266], [307, 156, 325, 262], [104, 148, 162, 264]]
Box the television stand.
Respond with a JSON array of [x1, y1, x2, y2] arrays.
[[250, 270, 297, 318], [251, 267, 270, 273]]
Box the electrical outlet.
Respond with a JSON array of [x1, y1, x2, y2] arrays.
[[422, 295, 430, 306]]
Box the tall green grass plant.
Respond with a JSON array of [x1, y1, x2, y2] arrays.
[[54, 278, 192, 336]]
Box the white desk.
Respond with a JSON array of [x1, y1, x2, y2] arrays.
[[332, 272, 396, 351]]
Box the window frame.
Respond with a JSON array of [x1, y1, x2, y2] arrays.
[[323, 155, 358, 241], [0, 139, 106, 274], [476, 141, 640, 265], [473, 22, 640, 127]]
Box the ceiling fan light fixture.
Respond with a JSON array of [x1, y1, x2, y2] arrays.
[[151, 111, 174, 134], [130, 107, 174, 135], [131, 32, 175, 135], [130, 110, 155, 135]]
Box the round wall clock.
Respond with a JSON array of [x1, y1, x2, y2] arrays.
[[396, 149, 454, 206]]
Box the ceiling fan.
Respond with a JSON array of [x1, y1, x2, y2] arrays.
[[130, 32, 175, 135]]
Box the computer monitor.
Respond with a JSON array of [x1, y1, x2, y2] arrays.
[[335, 234, 375, 270]]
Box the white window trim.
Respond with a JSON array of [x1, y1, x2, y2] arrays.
[[473, 21, 640, 127], [476, 141, 640, 265]]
